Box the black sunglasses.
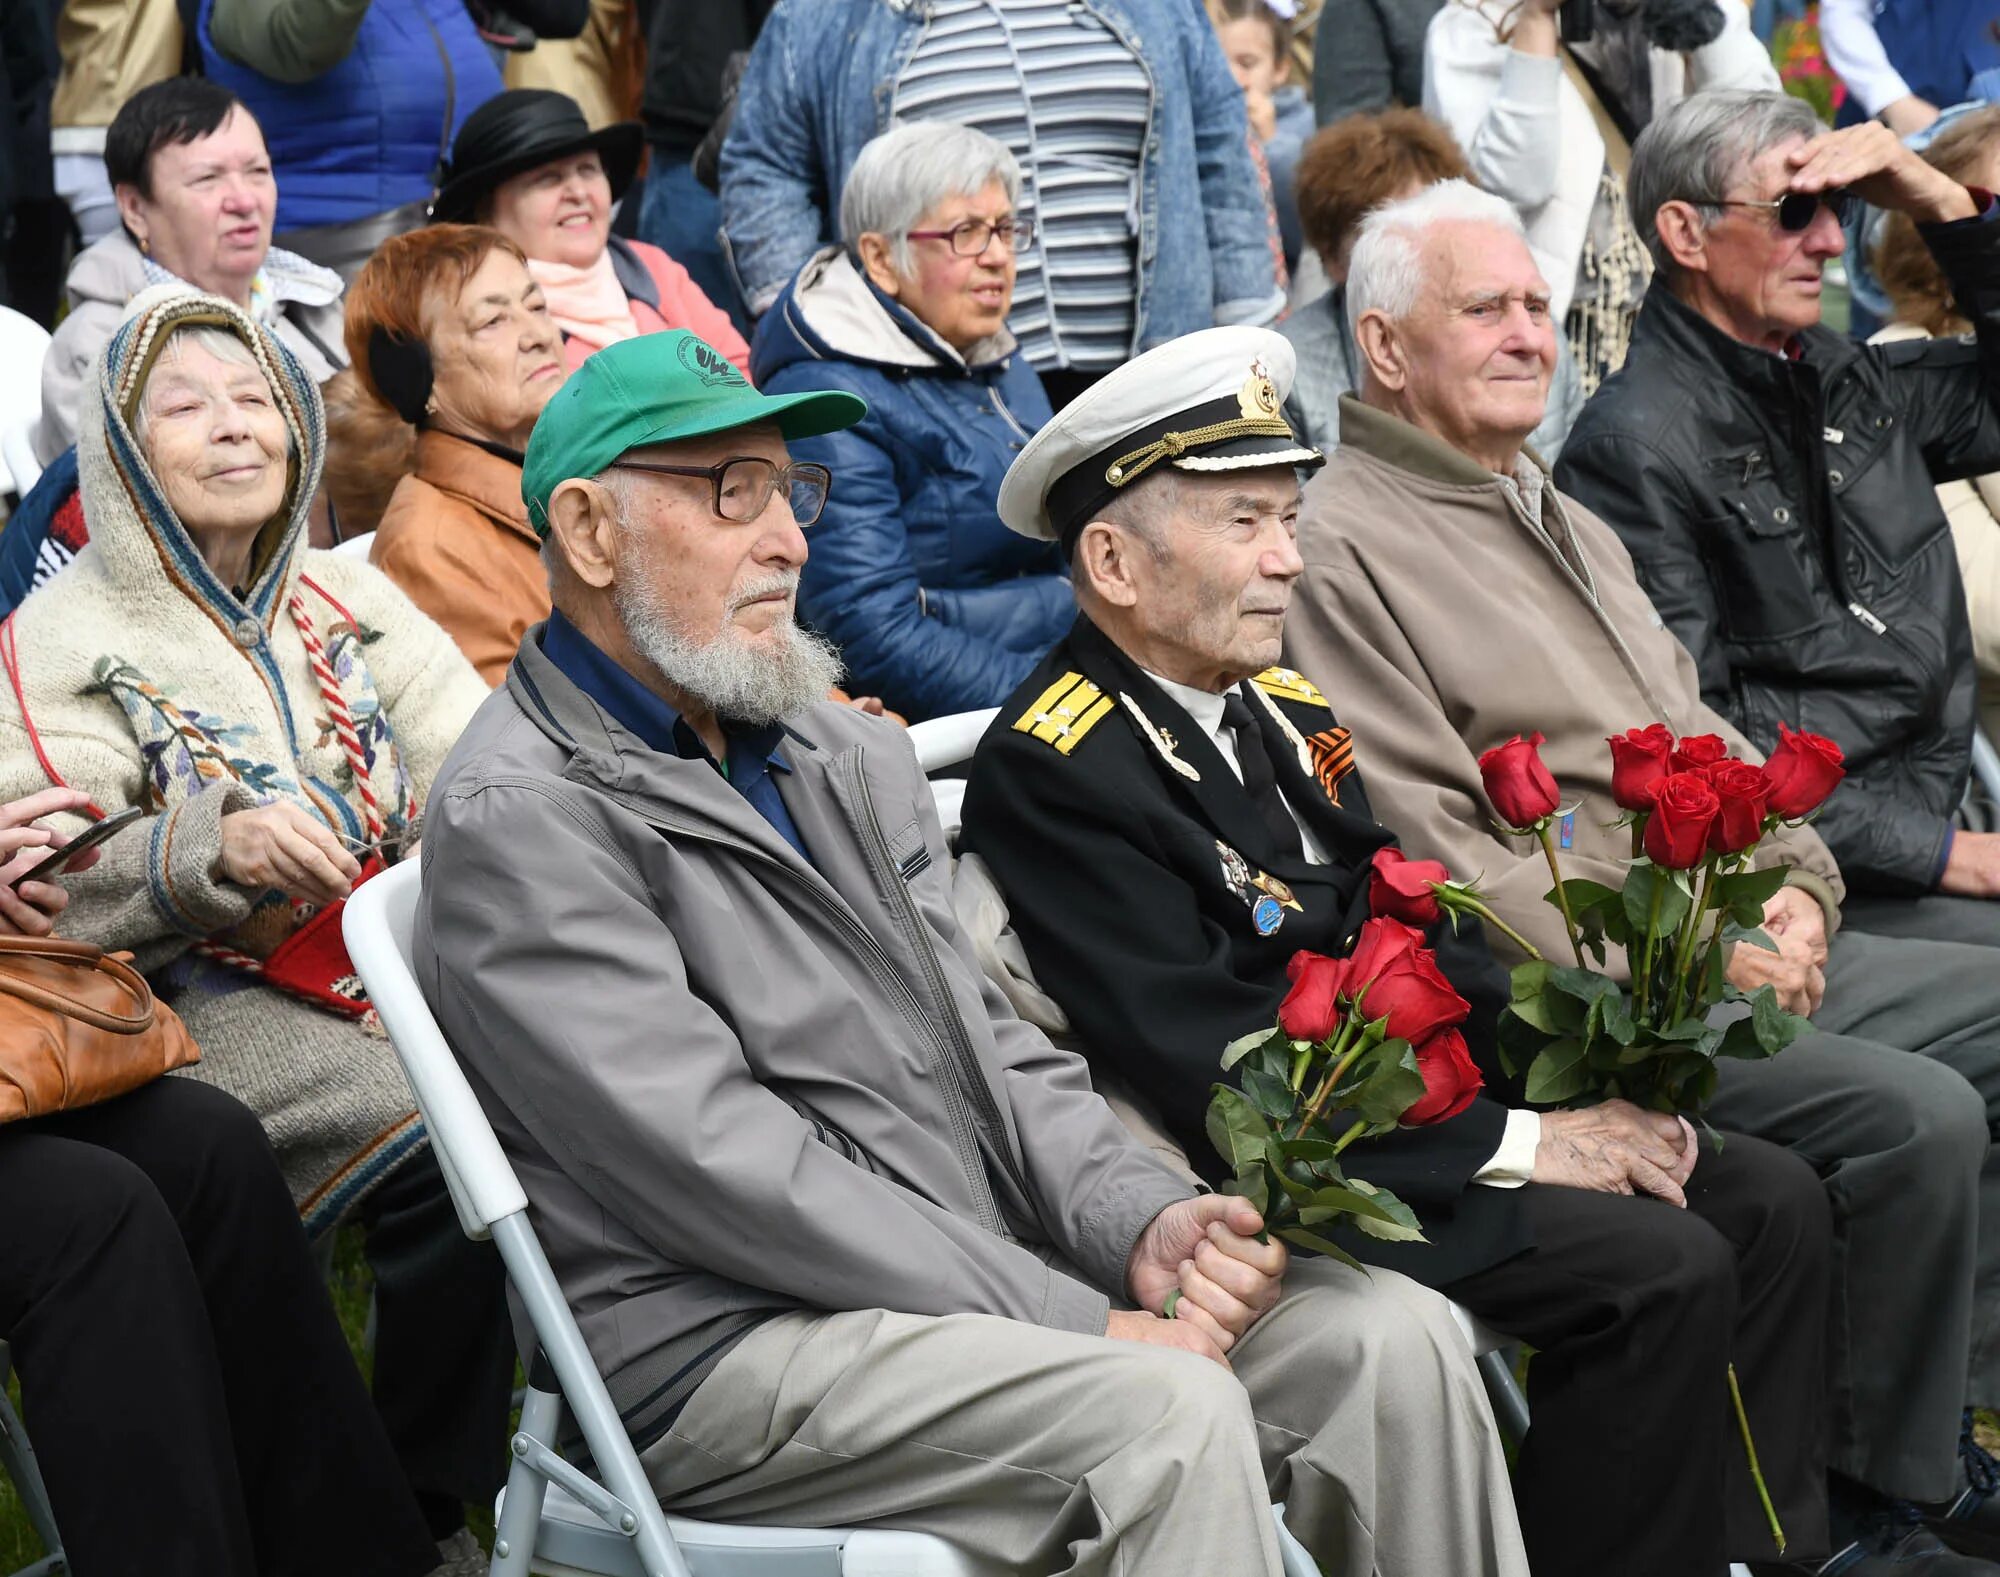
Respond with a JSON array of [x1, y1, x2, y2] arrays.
[[1706, 188, 1854, 233]]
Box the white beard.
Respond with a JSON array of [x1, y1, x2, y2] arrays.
[[614, 564, 843, 727]]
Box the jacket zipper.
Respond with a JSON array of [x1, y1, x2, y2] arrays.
[[840, 754, 1036, 1209], [1847, 600, 1887, 636], [605, 791, 1010, 1237]]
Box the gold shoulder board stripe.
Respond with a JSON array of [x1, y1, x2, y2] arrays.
[[1252, 666, 1330, 708], [1012, 672, 1112, 754]]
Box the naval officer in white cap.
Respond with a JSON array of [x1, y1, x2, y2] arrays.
[[960, 325, 1835, 1577]]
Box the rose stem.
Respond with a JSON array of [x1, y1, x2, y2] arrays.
[[1668, 862, 1718, 1023], [1635, 877, 1665, 1025], [1291, 1018, 1364, 1140], [1536, 824, 1587, 968], [1729, 1362, 1786, 1555], [1457, 895, 1545, 964]]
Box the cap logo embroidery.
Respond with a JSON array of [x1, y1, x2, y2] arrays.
[[1237, 358, 1281, 422], [677, 337, 746, 388]]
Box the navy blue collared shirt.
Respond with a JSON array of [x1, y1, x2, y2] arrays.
[[541, 610, 814, 866]]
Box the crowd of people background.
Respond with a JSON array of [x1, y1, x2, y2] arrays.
[[0, 1, 1997, 1575]]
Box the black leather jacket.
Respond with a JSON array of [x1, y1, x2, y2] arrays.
[[1557, 207, 2000, 895]]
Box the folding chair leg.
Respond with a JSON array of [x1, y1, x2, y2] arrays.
[[1478, 1347, 1531, 1445], [0, 1358, 67, 1573], [490, 1366, 560, 1577]]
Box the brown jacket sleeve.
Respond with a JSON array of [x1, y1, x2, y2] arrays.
[[371, 483, 539, 689]]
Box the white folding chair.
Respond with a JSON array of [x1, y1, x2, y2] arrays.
[[0, 1341, 67, 1577], [331, 530, 376, 562], [0, 309, 50, 502], [344, 864, 1321, 1577]]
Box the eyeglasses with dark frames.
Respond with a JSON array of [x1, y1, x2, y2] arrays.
[[1701, 188, 1854, 233], [609, 456, 833, 526], [903, 216, 1037, 256]]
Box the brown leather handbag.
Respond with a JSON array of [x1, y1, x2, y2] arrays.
[[0, 937, 200, 1123]]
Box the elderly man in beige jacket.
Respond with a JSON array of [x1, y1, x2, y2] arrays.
[[1287, 178, 2000, 1576]]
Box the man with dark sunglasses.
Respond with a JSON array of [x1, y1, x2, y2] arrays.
[[1558, 90, 2000, 1572]]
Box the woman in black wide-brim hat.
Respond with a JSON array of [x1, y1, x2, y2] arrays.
[[429, 88, 751, 377]]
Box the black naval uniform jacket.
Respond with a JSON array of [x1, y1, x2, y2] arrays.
[[961, 615, 1532, 1286]]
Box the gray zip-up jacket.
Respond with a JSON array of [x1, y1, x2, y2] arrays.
[[415, 631, 1193, 1444]]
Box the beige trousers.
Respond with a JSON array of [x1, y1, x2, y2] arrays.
[[640, 1258, 1528, 1577]]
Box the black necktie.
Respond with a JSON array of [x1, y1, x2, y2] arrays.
[[1222, 692, 1304, 859]]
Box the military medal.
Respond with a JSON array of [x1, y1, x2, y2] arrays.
[[1251, 895, 1284, 936]]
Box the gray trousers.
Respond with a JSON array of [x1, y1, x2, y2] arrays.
[[1704, 915, 2000, 1502], [641, 1259, 1530, 1577]]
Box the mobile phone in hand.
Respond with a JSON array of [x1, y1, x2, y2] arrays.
[[17, 805, 143, 885]]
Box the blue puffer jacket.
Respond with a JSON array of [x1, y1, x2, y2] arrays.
[[752, 247, 1073, 721], [197, 0, 499, 233]]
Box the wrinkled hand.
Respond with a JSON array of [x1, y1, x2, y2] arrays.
[[217, 803, 361, 906], [1533, 1100, 1699, 1207], [1104, 1307, 1231, 1367], [0, 788, 102, 937], [1786, 123, 1977, 223], [1126, 1195, 1287, 1354], [1725, 922, 1823, 1017], [1940, 829, 2000, 898], [1757, 883, 1827, 967]]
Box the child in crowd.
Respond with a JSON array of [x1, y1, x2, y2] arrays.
[[1209, 0, 1316, 273]]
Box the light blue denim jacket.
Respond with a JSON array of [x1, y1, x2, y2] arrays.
[[717, 0, 1283, 349]]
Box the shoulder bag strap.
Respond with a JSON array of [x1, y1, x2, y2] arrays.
[[0, 936, 156, 1035]]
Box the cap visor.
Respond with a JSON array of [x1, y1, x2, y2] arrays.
[[627, 385, 867, 450]]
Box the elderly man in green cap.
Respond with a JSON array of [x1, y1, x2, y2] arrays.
[[412, 331, 1531, 1577]]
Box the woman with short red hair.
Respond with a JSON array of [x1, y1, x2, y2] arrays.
[[345, 223, 568, 684]]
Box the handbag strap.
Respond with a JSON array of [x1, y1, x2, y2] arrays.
[[0, 935, 155, 1035]]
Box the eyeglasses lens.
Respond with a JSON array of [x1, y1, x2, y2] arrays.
[[1777, 190, 1850, 231], [788, 467, 830, 526], [952, 219, 1032, 255], [717, 458, 777, 523]]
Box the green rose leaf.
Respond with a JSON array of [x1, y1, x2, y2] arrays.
[[1221, 1026, 1280, 1071], [1351, 1044, 1428, 1125], [1206, 1085, 1274, 1171], [1274, 1225, 1366, 1272], [1624, 860, 1692, 942], [1525, 1038, 1591, 1105], [1242, 1066, 1297, 1123], [1751, 984, 1812, 1054]]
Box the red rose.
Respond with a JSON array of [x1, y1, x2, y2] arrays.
[[1368, 846, 1449, 924], [1402, 1029, 1484, 1126], [1345, 915, 1424, 991], [1479, 732, 1561, 828], [1607, 723, 1674, 812], [1706, 760, 1771, 855], [1279, 951, 1354, 1042], [1670, 733, 1729, 774], [1643, 770, 1721, 870], [1357, 946, 1471, 1047], [1762, 723, 1846, 820]]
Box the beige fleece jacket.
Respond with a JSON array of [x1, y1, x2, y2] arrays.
[[1284, 395, 1844, 979]]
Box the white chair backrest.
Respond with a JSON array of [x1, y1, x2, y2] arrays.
[[341, 862, 528, 1239], [0, 310, 50, 428], [0, 422, 40, 501], [331, 530, 376, 561], [905, 708, 999, 775]]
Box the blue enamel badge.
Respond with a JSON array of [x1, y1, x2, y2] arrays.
[[1252, 895, 1285, 936]]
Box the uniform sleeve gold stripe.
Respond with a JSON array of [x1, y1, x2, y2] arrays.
[[1013, 672, 1088, 735], [1053, 693, 1114, 754]]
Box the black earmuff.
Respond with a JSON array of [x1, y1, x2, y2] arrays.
[[367, 325, 436, 426]]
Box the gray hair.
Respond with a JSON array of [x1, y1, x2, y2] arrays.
[[1344, 179, 1527, 343], [838, 121, 1022, 275], [1629, 90, 1824, 276], [132, 323, 280, 449]]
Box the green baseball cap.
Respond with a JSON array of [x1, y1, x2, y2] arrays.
[[520, 330, 867, 537]]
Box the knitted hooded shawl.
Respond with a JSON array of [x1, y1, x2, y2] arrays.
[[0, 289, 490, 1221]]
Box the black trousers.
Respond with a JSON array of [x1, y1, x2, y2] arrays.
[[0, 1079, 438, 1577], [355, 1146, 515, 1525], [1441, 1132, 1832, 1577]]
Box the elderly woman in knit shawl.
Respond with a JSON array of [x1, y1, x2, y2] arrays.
[[0, 286, 512, 1565]]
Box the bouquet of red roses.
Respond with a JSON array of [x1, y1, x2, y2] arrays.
[[1205, 915, 1485, 1268], [1471, 722, 1846, 1114]]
